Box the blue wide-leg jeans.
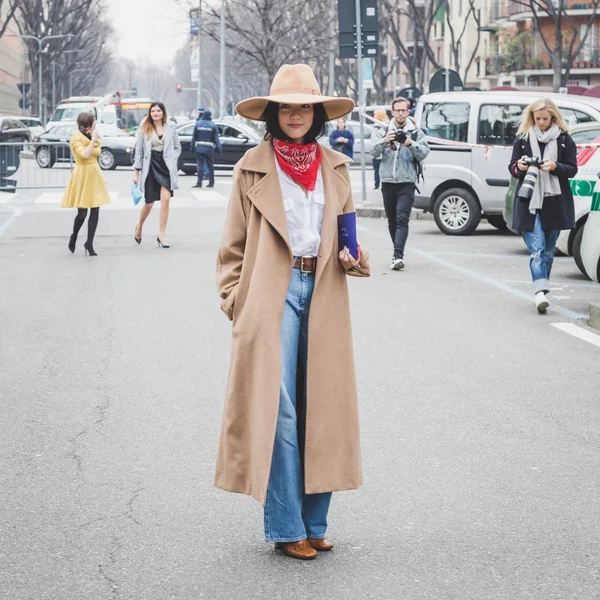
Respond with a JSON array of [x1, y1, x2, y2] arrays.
[[524, 212, 561, 294], [263, 268, 332, 543]]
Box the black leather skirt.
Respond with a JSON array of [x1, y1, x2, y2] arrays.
[[145, 150, 173, 204]]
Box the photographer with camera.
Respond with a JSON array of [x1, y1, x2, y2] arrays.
[[509, 99, 577, 314], [371, 97, 430, 270]]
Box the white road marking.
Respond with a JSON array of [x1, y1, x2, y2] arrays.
[[408, 247, 588, 320], [190, 190, 228, 202], [551, 323, 600, 349], [0, 207, 22, 237], [35, 192, 63, 204], [0, 196, 13, 205]]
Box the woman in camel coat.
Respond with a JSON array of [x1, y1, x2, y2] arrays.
[[215, 64, 370, 560]]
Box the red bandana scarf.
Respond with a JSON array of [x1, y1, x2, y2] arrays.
[[273, 138, 322, 191]]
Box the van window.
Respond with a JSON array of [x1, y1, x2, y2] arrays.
[[421, 102, 469, 142], [478, 104, 525, 146], [561, 109, 594, 125]]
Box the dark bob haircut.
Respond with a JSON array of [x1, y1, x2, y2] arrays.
[[261, 101, 329, 144], [77, 111, 95, 132]]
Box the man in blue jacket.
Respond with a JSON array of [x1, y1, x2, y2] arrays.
[[190, 109, 222, 188], [329, 117, 354, 159]]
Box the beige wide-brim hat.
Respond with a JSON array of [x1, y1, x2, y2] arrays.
[[236, 64, 355, 121]]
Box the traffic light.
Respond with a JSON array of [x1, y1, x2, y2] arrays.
[[176, 84, 183, 94]]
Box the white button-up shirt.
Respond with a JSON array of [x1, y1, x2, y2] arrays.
[[275, 160, 325, 257]]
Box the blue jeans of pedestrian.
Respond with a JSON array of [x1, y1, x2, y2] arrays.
[[524, 212, 560, 294], [373, 158, 381, 188], [263, 268, 332, 543]]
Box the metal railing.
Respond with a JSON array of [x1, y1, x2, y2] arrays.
[[0, 141, 73, 192]]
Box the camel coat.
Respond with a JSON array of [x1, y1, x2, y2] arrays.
[[215, 141, 370, 506]]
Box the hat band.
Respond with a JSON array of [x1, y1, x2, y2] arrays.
[[270, 86, 322, 97]]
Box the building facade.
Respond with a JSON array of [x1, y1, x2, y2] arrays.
[[385, 0, 600, 96]]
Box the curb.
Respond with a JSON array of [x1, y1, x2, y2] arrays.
[[356, 206, 434, 221], [590, 302, 600, 330]]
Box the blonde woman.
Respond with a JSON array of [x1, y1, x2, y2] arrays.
[[133, 102, 181, 248], [509, 99, 577, 313], [215, 64, 370, 561], [61, 112, 111, 256]]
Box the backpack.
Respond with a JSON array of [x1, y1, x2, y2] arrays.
[[410, 129, 424, 186]]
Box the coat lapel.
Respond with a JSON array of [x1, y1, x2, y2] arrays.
[[244, 142, 291, 256]]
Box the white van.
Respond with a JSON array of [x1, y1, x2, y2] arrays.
[[413, 91, 600, 235], [46, 95, 117, 130]]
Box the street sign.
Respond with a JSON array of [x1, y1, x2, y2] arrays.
[[398, 87, 422, 100], [17, 83, 31, 96], [338, 0, 379, 59], [226, 101, 235, 116], [429, 69, 463, 93], [18, 98, 31, 110], [130, 87, 138, 97]]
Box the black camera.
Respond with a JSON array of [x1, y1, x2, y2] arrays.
[[394, 130, 408, 144], [522, 156, 544, 168]]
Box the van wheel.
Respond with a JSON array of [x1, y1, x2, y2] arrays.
[[572, 226, 590, 279], [486, 215, 509, 231], [433, 188, 481, 235]]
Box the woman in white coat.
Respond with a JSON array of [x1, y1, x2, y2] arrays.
[[133, 102, 181, 248]]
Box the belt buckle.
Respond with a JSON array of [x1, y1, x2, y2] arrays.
[[300, 256, 311, 273]]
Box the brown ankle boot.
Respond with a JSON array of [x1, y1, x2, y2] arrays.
[[274, 539, 318, 560], [308, 538, 334, 551]]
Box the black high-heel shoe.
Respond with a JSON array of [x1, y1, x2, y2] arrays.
[[156, 237, 170, 249], [68, 234, 77, 254], [84, 242, 97, 256], [134, 227, 142, 244]]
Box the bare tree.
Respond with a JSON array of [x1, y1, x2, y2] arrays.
[[0, 0, 21, 38], [381, 0, 442, 90], [444, 0, 482, 84], [511, 0, 600, 91], [17, 0, 114, 114]]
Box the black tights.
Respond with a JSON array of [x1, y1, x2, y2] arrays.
[[72, 208, 99, 245]]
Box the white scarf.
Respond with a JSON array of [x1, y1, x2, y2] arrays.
[[528, 125, 561, 214]]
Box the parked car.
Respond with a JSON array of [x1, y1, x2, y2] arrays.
[[0, 117, 31, 181], [17, 116, 45, 139], [413, 91, 600, 235], [579, 200, 600, 282], [317, 119, 374, 165], [503, 121, 600, 278], [34, 123, 136, 170], [176, 120, 261, 173]]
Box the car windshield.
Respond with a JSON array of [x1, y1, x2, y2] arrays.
[[571, 128, 600, 146], [50, 106, 89, 122]]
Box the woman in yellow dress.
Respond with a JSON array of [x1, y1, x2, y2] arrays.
[[61, 112, 111, 256]]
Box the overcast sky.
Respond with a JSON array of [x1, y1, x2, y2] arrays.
[[107, 0, 190, 64]]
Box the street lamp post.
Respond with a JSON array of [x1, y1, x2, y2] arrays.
[[198, 0, 202, 110], [7, 33, 74, 123], [219, 0, 226, 117]]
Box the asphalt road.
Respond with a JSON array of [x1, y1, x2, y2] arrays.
[[1, 166, 600, 600]]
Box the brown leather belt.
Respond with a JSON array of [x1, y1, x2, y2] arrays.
[[293, 256, 317, 273]]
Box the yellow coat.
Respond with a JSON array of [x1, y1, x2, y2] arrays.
[[61, 130, 111, 209]]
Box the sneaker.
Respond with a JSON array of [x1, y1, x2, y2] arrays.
[[535, 291, 549, 314], [193, 184, 202, 188], [390, 257, 404, 271]]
